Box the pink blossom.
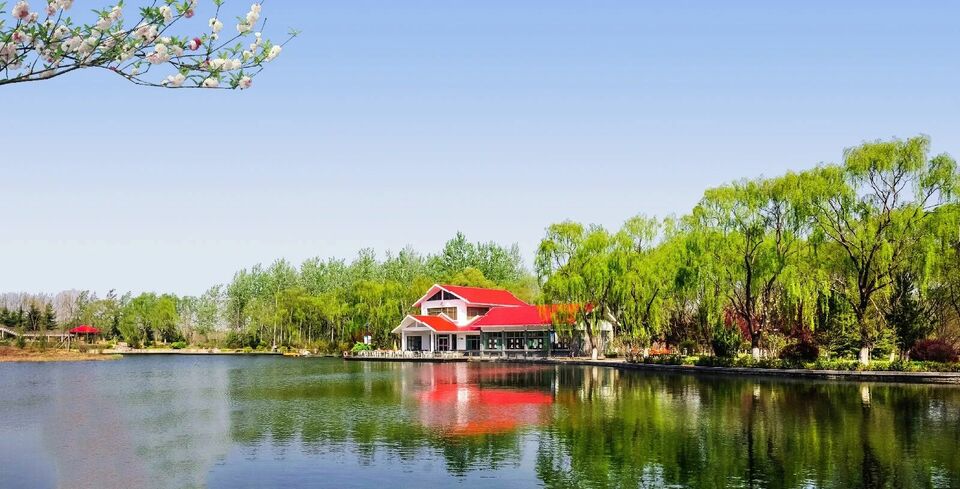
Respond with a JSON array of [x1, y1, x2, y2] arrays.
[[12, 1, 30, 20]]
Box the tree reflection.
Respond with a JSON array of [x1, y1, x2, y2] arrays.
[[225, 361, 960, 487]]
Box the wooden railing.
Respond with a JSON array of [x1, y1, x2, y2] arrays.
[[347, 350, 467, 360]]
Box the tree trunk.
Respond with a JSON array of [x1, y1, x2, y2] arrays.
[[750, 333, 762, 360], [859, 346, 871, 365]]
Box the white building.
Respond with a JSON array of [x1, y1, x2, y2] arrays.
[[391, 284, 611, 356]]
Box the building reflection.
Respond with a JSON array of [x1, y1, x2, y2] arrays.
[[413, 363, 554, 436]]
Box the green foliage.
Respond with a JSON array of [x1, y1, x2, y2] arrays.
[[710, 325, 743, 358], [350, 342, 372, 353], [170, 341, 187, 350], [886, 272, 932, 358]]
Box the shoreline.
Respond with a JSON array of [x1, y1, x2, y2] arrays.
[[348, 354, 960, 384], [102, 348, 283, 356], [0, 347, 121, 363], [479, 357, 960, 385]]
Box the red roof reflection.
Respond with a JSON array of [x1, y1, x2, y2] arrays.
[[413, 364, 554, 436]]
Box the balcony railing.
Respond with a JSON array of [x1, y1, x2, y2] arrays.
[[347, 350, 467, 360]]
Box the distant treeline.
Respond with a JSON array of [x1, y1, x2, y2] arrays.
[[4, 136, 959, 363]]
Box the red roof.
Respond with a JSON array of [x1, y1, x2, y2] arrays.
[[414, 284, 528, 307], [410, 315, 476, 332], [472, 304, 581, 328], [69, 325, 100, 334]]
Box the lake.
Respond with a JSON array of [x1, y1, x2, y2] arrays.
[[0, 356, 958, 488]]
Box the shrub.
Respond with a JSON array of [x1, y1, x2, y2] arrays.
[[337, 341, 352, 355], [225, 331, 261, 350], [351, 343, 372, 353], [711, 326, 743, 358], [910, 339, 958, 363], [780, 342, 820, 362], [170, 341, 187, 350], [242, 346, 253, 354], [642, 354, 684, 365]]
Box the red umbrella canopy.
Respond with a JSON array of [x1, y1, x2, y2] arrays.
[[69, 325, 100, 334]]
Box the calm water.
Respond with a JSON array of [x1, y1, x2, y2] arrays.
[[1, 357, 958, 489]]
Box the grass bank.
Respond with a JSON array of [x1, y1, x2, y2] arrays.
[[0, 346, 120, 363]]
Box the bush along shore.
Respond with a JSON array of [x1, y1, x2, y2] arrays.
[[631, 353, 960, 373]]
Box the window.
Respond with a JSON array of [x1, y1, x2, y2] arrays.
[[527, 331, 545, 350], [485, 332, 502, 350], [505, 332, 524, 350], [466, 336, 481, 351], [467, 307, 489, 318], [427, 307, 458, 320], [437, 335, 450, 351], [407, 336, 422, 351], [551, 332, 569, 350], [426, 290, 460, 302]]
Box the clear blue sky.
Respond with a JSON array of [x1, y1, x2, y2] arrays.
[[2, 1, 958, 296]]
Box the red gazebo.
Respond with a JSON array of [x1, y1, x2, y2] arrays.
[[69, 325, 100, 343]]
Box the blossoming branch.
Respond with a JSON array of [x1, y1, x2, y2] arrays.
[[0, 0, 298, 89]]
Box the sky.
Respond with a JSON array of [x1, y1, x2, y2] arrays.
[[2, 0, 959, 296]]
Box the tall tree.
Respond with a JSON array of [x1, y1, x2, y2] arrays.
[[806, 136, 957, 363], [536, 222, 616, 359], [692, 174, 808, 358]]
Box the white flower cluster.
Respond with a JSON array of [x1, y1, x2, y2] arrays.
[[164, 73, 186, 87], [208, 17, 223, 40], [266, 44, 281, 62], [45, 0, 73, 16], [0, 42, 19, 68], [94, 6, 122, 31], [158, 5, 173, 24], [10, 1, 38, 23], [236, 3, 260, 34], [134, 22, 159, 43], [208, 57, 242, 71]]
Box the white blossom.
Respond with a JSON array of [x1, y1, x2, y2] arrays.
[[238, 75, 252, 89], [146, 43, 170, 64], [158, 5, 172, 24], [265, 45, 281, 61], [201, 77, 218, 88], [164, 73, 185, 87], [61, 35, 82, 52], [95, 15, 112, 31], [134, 23, 158, 42], [209, 18, 223, 33], [12, 1, 30, 20]]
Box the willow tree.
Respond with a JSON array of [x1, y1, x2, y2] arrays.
[[692, 173, 808, 359], [536, 221, 616, 359], [607, 215, 678, 352], [806, 136, 958, 363]]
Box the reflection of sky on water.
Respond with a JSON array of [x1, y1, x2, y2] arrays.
[[0, 357, 232, 489], [412, 363, 554, 436]]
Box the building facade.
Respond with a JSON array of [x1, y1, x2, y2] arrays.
[[391, 284, 610, 356]]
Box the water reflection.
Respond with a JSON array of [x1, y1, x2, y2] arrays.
[[416, 364, 554, 436], [2, 357, 959, 488]]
